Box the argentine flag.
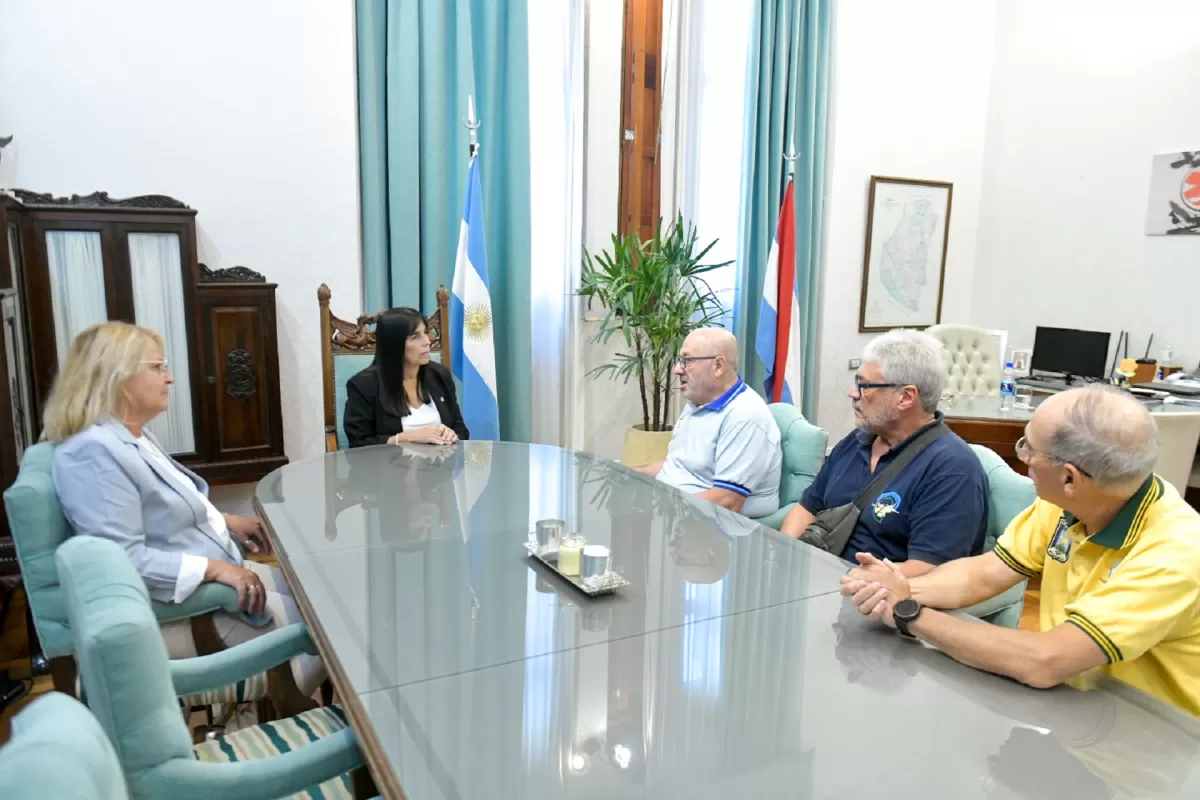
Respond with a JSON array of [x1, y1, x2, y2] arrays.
[[451, 155, 501, 440], [755, 178, 802, 404]]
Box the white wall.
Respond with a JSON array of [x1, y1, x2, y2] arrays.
[[814, 0, 997, 443], [0, 0, 362, 462], [970, 0, 1200, 371]]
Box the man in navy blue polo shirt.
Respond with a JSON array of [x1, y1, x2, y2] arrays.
[[780, 330, 988, 576]]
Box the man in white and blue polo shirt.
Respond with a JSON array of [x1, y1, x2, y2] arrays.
[[638, 328, 782, 517]]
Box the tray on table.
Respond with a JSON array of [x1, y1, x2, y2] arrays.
[[522, 540, 630, 596]]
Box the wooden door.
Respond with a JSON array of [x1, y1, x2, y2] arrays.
[[195, 286, 283, 473], [618, 0, 664, 241]]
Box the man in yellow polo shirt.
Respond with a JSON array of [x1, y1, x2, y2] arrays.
[[840, 384, 1200, 716]]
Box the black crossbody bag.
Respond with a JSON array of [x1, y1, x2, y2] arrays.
[[799, 422, 950, 556]]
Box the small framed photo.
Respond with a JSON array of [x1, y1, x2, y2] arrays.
[[858, 176, 953, 332], [1011, 348, 1032, 376]]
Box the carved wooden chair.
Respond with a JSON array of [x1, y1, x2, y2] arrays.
[[317, 284, 450, 452]]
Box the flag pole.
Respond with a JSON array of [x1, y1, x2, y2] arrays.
[[464, 94, 481, 160], [783, 133, 799, 179]]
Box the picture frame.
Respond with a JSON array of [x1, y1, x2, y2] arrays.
[[1011, 347, 1031, 376], [858, 176, 953, 332], [1144, 150, 1200, 235]]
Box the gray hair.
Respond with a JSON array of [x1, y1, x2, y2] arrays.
[[862, 330, 948, 413], [1048, 385, 1158, 487]]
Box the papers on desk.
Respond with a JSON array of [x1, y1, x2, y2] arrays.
[[1163, 395, 1200, 408]]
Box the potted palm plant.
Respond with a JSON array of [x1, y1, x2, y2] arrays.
[[579, 215, 730, 466]]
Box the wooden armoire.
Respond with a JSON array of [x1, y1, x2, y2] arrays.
[[0, 190, 287, 503]]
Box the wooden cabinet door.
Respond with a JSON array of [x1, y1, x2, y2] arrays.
[[197, 288, 282, 465]]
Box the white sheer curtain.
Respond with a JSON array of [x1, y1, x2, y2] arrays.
[[528, 0, 586, 450], [45, 230, 108, 368], [660, 0, 755, 330], [129, 233, 196, 454]]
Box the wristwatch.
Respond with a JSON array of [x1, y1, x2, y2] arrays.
[[892, 598, 923, 639]]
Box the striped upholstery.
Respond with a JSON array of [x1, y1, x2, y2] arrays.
[[193, 705, 353, 799], [181, 670, 269, 707]]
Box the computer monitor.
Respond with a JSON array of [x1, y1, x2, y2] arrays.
[[1030, 326, 1111, 381]]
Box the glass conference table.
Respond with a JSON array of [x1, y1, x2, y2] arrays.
[[255, 442, 1200, 799]]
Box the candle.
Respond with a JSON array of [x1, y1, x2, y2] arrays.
[[580, 545, 611, 581], [558, 535, 586, 576]]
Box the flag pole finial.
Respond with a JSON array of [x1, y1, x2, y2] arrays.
[[464, 94, 481, 159], [783, 133, 799, 179]]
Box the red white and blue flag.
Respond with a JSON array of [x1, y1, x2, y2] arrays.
[[755, 179, 802, 403]]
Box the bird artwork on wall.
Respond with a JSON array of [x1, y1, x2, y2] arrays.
[[1145, 150, 1200, 235]]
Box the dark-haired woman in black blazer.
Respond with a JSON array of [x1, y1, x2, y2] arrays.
[[343, 307, 470, 448]]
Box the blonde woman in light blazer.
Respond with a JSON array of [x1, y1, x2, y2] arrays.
[[45, 322, 323, 696]]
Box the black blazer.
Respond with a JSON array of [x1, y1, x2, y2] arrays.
[[343, 362, 469, 448]]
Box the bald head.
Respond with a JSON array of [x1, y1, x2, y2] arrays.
[[685, 328, 739, 370], [677, 327, 740, 406], [1033, 385, 1158, 488]]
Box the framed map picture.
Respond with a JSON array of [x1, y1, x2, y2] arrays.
[[858, 176, 953, 332]]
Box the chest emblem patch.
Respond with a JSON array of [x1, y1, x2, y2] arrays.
[[872, 491, 902, 522], [1047, 517, 1072, 563]]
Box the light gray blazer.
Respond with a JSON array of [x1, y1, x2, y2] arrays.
[[52, 419, 243, 603]]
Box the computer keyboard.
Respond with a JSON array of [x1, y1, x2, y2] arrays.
[[1018, 377, 1072, 391]]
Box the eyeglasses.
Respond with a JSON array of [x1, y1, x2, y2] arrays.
[[142, 360, 170, 375], [851, 378, 899, 395], [1015, 435, 1092, 477], [675, 355, 719, 370]]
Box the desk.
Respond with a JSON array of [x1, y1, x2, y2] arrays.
[[256, 442, 1200, 799], [941, 395, 1200, 495]]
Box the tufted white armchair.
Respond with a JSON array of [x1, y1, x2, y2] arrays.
[[927, 324, 1002, 396]]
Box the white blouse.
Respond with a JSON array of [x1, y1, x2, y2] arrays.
[[405, 400, 441, 430]]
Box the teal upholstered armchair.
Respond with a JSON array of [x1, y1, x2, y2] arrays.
[[0, 692, 128, 800], [960, 444, 1037, 628], [750, 403, 828, 529], [56, 535, 366, 800], [3, 441, 243, 693], [318, 282, 450, 452]]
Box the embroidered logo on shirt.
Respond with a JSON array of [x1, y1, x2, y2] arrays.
[[872, 491, 902, 522], [1046, 517, 1072, 563]]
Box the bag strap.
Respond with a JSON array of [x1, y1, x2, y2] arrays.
[[850, 421, 950, 512]]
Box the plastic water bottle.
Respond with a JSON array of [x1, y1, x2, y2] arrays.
[[999, 362, 1016, 411]]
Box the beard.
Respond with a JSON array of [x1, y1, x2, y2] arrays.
[[853, 403, 899, 433]]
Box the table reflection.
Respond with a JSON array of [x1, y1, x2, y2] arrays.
[[831, 605, 1200, 799], [360, 592, 1200, 799], [257, 442, 1199, 798]]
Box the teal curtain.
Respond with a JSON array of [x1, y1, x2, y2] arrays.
[[356, 0, 533, 442], [734, 0, 830, 418]]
